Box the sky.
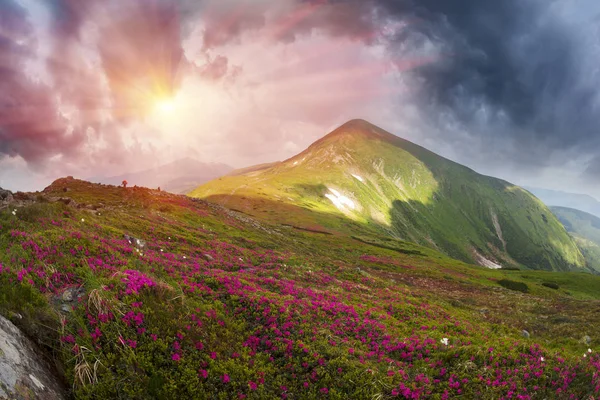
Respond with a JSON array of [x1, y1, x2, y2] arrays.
[[1, 0, 600, 197]]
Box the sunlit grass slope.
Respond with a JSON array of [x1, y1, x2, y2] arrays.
[[191, 120, 584, 272], [1, 178, 600, 398]]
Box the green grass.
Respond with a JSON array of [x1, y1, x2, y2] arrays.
[[1, 178, 600, 398], [551, 206, 600, 273], [191, 119, 584, 272]]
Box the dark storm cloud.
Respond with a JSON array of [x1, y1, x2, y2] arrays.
[[2, 0, 599, 179], [198, 0, 599, 166], [369, 0, 600, 167]]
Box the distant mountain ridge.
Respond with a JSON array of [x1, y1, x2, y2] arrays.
[[550, 206, 600, 273], [525, 187, 600, 219], [191, 119, 585, 272], [91, 158, 233, 194]]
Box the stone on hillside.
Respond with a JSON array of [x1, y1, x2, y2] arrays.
[[62, 290, 73, 302], [0, 188, 13, 205], [203, 254, 214, 262], [124, 234, 146, 249], [60, 305, 72, 313], [582, 335, 592, 346], [61, 288, 80, 302], [0, 315, 67, 399], [522, 330, 530, 339]]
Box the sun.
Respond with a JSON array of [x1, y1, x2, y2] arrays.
[[155, 98, 176, 114]]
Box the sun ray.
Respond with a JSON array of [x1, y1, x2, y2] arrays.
[[265, 0, 326, 41]]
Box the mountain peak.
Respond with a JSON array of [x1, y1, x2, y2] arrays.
[[314, 119, 399, 148], [338, 118, 376, 130], [331, 119, 383, 136]]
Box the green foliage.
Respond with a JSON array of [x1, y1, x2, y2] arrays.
[[551, 206, 600, 273], [498, 279, 529, 293], [1, 177, 600, 399], [542, 282, 560, 290], [191, 120, 585, 272]]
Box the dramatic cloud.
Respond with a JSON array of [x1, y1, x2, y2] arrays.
[[0, 0, 84, 165], [1, 0, 600, 197], [379, 0, 600, 160]]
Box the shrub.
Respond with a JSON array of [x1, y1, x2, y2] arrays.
[[542, 282, 560, 290], [500, 267, 520, 271], [498, 279, 529, 293]]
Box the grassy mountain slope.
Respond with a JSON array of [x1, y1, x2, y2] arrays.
[[191, 120, 584, 272], [551, 206, 600, 273], [1, 178, 600, 398]]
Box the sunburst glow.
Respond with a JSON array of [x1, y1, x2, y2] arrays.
[[155, 98, 176, 114]]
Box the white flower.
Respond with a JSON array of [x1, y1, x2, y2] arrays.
[[11, 210, 16, 216], [440, 338, 449, 346], [183, 256, 187, 259], [540, 357, 545, 362], [168, 237, 171, 240], [584, 354, 587, 358], [81, 218, 85, 222], [160, 249, 163, 252], [588, 348, 593, 353]]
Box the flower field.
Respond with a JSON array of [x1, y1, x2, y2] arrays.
[[1, 178, 600, 399]]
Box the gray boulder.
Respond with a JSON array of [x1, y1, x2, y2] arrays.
[[521, 330, 530, 339], [0, 315, 67, 399], [0, 188, 13, 206], [124, 234, 146, 249], [582, 335, 592, 346]]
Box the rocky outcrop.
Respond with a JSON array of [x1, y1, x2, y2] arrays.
[[0, 315, 67, 400], [0, 188, 13, 208]]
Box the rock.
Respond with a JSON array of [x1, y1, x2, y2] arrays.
[[582, 335, 592, 346], [0, 188, 13, 206], [522, 330, 530, 339], [202, 254, 214, 262], [124, 234, 146, 249], [61, 289, 74, 302], [0, 315, 67, 399], [60, 305, 72, 313]]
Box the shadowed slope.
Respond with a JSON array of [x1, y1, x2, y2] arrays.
[[191, 120, 584, 271]]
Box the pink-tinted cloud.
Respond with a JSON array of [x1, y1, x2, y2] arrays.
[[0, 0, 435, 189], [0, 0, 84, 166]]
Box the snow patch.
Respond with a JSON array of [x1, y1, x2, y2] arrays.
[[473, 250, 503, 270], [293, 161, 298, 166], [325, 188, 356, 211], [351, 174, 364, 183]]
